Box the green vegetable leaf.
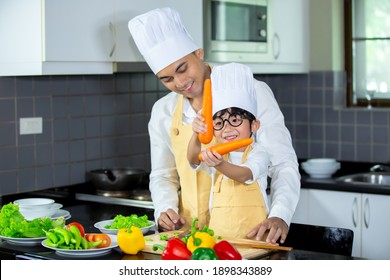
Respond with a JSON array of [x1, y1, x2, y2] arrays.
[[0, 202, 65, 238], [159, 233, 169, 241], [105, 214, 151, 230]]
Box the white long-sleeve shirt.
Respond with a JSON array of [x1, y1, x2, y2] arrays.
[[148, 79, 300, 225], [191, 142, 271, 214]]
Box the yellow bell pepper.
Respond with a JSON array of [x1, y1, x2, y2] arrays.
[[117, 226, 145, 255], [186, 231, 216, 253]]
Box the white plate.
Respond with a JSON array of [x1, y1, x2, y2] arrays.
[[94, 219, 155, 235], [41, 234, 118, 257], [23, 203, 65, 221], [51, 209, 71, 220], [0, 235, 45, 246]]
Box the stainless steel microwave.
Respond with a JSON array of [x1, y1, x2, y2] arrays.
[[204, 0, 272, 63]]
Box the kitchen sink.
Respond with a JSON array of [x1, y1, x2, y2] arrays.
[[336, 172, 390, 187]]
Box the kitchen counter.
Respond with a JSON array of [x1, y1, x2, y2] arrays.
[[0, 185, 363, 260], [301, 175, 390, 195], [299, 160, 390, 195]]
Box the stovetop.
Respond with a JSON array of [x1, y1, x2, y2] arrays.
[[14, 183, 155, 210], [73, 183, 154, 209], [75, 192, 154, 209]]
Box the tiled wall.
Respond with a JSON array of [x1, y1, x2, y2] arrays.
[[261, 71, 389, 164], [1, 71, 389, 195], [0, 73, 168, 195]]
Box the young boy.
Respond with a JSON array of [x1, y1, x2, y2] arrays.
[[187, 63, 270, 239]]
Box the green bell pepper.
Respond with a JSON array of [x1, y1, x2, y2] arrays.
[[191, 247, 218, 260]]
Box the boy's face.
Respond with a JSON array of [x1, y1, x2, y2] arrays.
[[213, 110, 259, 151]]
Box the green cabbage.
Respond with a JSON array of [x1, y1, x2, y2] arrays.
[[0, 202, 65, 238]]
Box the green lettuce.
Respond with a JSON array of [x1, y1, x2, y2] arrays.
[[105, 214, 151, 229], [0, 202, 65, 238]]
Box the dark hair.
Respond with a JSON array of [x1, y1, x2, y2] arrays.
[[213, 107, 256, 122]]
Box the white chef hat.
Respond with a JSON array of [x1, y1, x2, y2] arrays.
[[211, 63, 257, 117], [128, 7, 199, 74]]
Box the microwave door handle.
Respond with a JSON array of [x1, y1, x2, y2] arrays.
[[272, 33, 280, 60]]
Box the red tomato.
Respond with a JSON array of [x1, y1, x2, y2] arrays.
[[66, 222, 85, 237]]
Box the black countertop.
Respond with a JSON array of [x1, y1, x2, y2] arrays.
[[299, 159, 390, 195], [301, 175, 390, 195], [5, 159, 382, 260], [0, 182, 364, 260]]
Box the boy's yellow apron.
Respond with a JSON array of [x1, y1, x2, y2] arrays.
[[170, 95, 214, 229], [209, 145, 267, 238]]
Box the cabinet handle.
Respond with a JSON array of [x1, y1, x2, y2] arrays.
[[363, 197, 370, 228], [109, 22, 116, 58], [272, 33, 280, 60], [352, 197, 358, 228]]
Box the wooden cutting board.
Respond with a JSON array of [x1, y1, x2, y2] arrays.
[[142, 231, 271, 259]]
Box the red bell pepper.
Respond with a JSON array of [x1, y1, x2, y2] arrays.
[[153, 238, 192, 260], [213, 240, 242, 260]]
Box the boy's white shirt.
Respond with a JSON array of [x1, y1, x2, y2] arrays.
[[190, 142, 270, 214]]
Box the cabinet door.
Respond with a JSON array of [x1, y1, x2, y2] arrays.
[[0, 0, 42, 75], [307, 189, 362, 257], [361, 193, 390, 260], [269, 0, 308, 64], [114, 0, 203, 62], [1, 0, 114, 75], [44, 0, 114, 62], [291, 188, 309, 224]]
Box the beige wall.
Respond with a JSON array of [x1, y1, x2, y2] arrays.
[[310, 0, 344, 71]]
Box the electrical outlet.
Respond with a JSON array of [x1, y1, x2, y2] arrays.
[[20, 117, 43, 135]]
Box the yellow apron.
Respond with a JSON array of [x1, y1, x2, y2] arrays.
[[209, 145, 267, 239], [170, 95, 214, 230]]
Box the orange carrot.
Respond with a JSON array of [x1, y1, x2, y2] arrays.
[[198, 78, 213, 144], [198, 138, 253, 161]]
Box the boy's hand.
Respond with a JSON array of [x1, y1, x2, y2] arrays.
[[192, 114, 207, 134], [201, 149, 223, 167]]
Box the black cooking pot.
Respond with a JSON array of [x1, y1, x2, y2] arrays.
[[86, 168, 149, 192]]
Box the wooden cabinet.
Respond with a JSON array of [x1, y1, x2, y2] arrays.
[[292, 188, 390, 259]]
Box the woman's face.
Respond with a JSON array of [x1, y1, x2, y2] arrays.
[[156, 49, 210, 100]]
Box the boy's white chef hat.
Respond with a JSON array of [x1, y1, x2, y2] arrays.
[[211, 63, 257, 117], [128, 7, 199, 74]]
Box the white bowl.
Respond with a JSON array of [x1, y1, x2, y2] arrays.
[[303, 158, 339, 169], [18, 203, 63, 220], [14, 198, 55, 208], [94, 219, 156, 235], [306, 158, 337, 164], [301, 161, 340, 171], [301, 162, 340, 178]]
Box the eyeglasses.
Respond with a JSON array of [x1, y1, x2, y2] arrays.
[[213, 114, 245, 131]]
